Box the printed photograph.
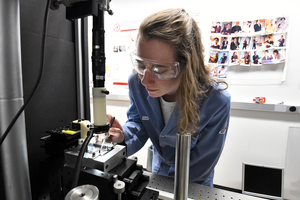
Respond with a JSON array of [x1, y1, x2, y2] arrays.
[[229, 51, 240, 66], [221, 22, 232, 35], [218, 52, 229, 65], [272, 49, 286, 63], [251, 50, 262, 65], [217, 65, 228, 78], [265, 18, 277, 34], [242, 21, 254, 34], [113, 46, 119, 52], [240, 51, 251, 65], [210, 36, 221, 49], [263, 35, 275, 49], [276, 17, 289, 33], [211, 21, 222, 34], [274, 33, 287, 47], [250, 36, 264, 50], [262, 49, 274, 64], [239, 37, 251, 50], [230, 37, 240, 50], [253, 19, 266, 33], [209, 64, 219, 78], [208, 50, 219, 63], [231, 21, 242, 35], [220, 37, 231, 50], [119, 45, 126, 52]]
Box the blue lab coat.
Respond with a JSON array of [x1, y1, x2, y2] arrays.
[[122, 72, 231, 186]]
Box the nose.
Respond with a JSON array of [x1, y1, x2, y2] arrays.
[[140, 69, 155, 85]]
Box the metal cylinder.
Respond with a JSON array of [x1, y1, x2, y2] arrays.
[[93, 87, 107, 126], [65, 184, 99, 200], [0, 1, 32, 200], [113, 180, 125, 200], [174, 133, 191, 200]]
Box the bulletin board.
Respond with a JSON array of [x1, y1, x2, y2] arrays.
[[208, 17, 289, 85]]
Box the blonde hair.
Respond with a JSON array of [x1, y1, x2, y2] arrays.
[[138, 8, 227, 134]]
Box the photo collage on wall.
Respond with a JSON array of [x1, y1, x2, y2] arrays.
[[208, 17, 289, 79]]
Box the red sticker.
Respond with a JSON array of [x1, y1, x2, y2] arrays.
[[113, 23, 120, 32]]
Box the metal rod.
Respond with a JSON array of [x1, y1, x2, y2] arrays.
[[75, 18, 85, 119], [0, 0, 32, 199], [174, 133, 191, 200]]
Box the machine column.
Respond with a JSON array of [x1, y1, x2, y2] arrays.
[[0, 0, 32, 199]]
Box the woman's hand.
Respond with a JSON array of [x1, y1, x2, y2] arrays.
[[105, 114, 125, 144]]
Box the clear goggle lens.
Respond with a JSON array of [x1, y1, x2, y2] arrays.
[[130, 52, 180, 80]]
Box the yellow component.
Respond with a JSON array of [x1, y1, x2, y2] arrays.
[[62, 130, 80, 135], [72, 120, 91, 139]]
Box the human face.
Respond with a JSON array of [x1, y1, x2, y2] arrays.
[[136, 36, 183, 101]]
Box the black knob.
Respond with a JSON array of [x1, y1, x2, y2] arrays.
[[289, 106, 296, 112], [102, 90, 109, 95]]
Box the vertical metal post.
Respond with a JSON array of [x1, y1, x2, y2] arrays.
[[174, 133, 191, 200], [92, 10, 107, 127], [0, 0, 32, 200], [75, 18, 85, 119]]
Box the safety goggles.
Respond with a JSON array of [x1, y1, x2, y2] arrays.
[[130, 51, 180, 80]]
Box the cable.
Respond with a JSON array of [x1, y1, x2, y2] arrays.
[[71, 118, 113, 188], [71, 130, 95, 188], [0, 0, 51, 146]]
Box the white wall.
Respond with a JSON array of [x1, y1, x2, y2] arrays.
[[215, 110, 300, 190], [91, 0, 300, 197]]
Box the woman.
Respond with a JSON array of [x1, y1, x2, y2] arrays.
[[273, 49, 282, 62], [105, 8, 231, 187]]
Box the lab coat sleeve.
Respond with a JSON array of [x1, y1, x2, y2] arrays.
[[122, 77, 149, 156], [189, 97, 230, 183]]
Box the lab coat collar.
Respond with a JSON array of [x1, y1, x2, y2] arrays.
[[147, 95, 164, 128], [147, 95, 180, 136]]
